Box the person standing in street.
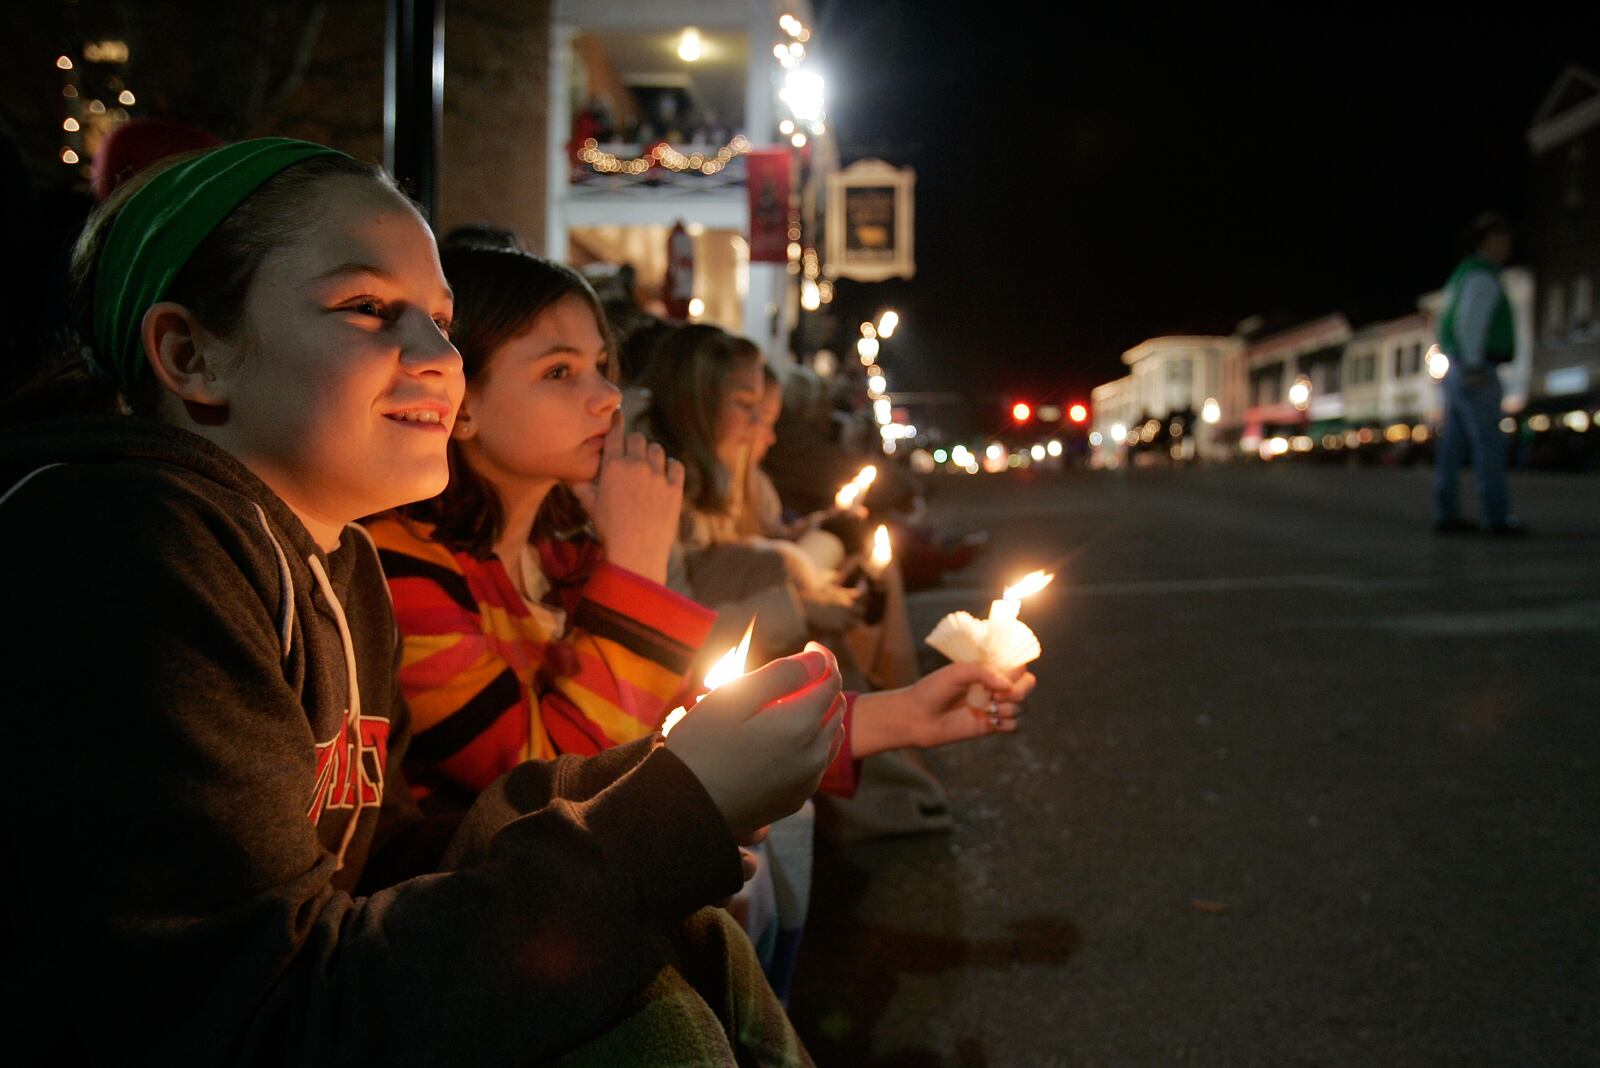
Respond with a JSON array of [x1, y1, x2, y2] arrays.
[[1432, 212, 1526, 535]]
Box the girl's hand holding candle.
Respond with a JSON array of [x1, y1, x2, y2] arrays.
[[848, 661, 1037, 754], [663, 642, 846, 837], [925, 569, 1054, 717]]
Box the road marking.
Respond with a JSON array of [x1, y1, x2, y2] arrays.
[[911, 574, 1410, 602], [1361, 602, 1600, 635]]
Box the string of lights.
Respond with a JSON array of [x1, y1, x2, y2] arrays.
[[576, 134, 751, 176]]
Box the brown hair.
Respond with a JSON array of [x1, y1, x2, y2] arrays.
[[5, 148, 389, 426], [637, 324, 762, 514], [396, 245, 614, 558]]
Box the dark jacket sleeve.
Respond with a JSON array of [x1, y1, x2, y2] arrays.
[[0, 470, 743, 1065]]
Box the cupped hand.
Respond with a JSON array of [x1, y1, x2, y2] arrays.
[[664, 644, 845, 838], [571, 414, 683, 584]]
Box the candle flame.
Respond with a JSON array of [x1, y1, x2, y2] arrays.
[[703, 619, 756, 691], [834, 465, 877, 510], [1002, 570, 1054, 601], [870, 524, 892, 569]]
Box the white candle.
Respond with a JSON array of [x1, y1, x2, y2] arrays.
[[961, 570, 1055, 709]]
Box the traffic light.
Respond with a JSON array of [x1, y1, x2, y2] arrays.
[[1012, 401, 1032, 423], [1068, 403, 1088, 424]]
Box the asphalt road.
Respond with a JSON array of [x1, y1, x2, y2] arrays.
[[789, 462, 1600, 1067]]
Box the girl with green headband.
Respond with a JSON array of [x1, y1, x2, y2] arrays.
[[0, 139, 838, 1064]]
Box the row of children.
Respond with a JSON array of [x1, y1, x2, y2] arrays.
[[0, 138, 1033, 1063]]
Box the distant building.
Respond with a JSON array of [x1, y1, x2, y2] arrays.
[[1526, 64, 1600, 408], [1239, 314, 1351, 446], [1088, 375, 1137, 467], [1118, 335, 1240, 461], [1354, 312, 1436, 427]]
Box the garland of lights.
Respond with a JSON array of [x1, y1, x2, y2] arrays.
[[577, 134, 751, 176], [56, 40, 136, 175]]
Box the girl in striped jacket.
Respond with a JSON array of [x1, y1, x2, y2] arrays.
[[365, 247, 724, 809]]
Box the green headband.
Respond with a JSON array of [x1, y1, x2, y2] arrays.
[[93, 137, 352, 394]]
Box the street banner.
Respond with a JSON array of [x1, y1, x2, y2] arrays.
[[826, 159, 916, 281], [746, 149, 791, 263]]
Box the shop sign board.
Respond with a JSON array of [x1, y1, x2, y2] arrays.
[[826, 159, 915, 281]]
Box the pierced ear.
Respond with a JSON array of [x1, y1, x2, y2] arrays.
[[141, 302, 230, 409], [451, 392, 477, 440]]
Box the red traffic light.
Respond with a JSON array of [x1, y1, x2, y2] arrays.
[[1068, 403, 1088, 424], [1012, 402, 1032, 423]]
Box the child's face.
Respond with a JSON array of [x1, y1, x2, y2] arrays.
[[715, 357, 765, 468], [750, 381, 782, 465], [456, 292, 620, 491], [208, 175, 462, 535]]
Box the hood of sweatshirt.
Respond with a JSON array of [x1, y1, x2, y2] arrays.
[[0, 414, 399, 879]]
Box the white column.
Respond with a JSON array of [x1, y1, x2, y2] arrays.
[[545, 23, 575, 263]]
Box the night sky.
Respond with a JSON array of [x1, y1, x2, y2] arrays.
[[814, 3, 1600, 416]]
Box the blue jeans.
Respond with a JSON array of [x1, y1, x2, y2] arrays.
[[1432, 367, 1510, 525]]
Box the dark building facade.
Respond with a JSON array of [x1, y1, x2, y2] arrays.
[[1526, 65, 1600, 407]]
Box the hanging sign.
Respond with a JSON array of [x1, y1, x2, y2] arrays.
[[826, 159, 915, 281]]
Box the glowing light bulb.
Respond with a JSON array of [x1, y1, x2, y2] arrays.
[[678, 28, 703, 62]]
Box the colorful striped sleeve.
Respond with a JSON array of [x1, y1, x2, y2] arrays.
[[539, 561, 717, 756], [367, 520, 533, 797]]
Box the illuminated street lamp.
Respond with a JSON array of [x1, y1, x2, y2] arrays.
[[877, 310, 899, 338], [678, 28, 703, 62], [782, 69, 825, 126], [1288, 375, 1312, 411], [1201, 397, 1221, 425], [856, 336, 880, 363], [1426, 345, 1450, 381]]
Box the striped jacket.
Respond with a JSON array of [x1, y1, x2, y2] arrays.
[[367, 516, 716, 804]]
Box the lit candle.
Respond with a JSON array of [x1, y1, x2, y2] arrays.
[[867, 524, 892, 579], [661, 620, 756, 736], [988, 570, 1051, 624], [925, 569, 1054, 710], [833, 464, 878, 510]]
